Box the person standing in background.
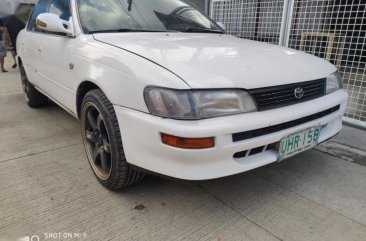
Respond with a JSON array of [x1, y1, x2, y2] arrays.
[[3, 9, 26, 56], [8, 40, 17, 68], [2, 3, 36, 69], [0, 18, 8, 73]]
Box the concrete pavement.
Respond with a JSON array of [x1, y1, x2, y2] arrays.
[[1, 57, 366, 241]]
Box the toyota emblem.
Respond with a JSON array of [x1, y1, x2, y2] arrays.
[[294, 87, 304, 99]]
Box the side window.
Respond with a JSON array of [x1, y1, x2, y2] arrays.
[[27, 0, 50, 32], [27, 0, 71, 36]]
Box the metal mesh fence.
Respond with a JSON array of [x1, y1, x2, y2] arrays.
[[210, 0, 366, 123], [210, 0, 284, 44], [288, 0, 366, 121]]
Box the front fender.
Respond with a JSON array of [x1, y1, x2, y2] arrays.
[[71, 36, 190, 114]]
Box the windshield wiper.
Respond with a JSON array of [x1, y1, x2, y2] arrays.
[[127, 0, 133, 11], [180, 28, 224, 34], [89, 29, 168, 34]]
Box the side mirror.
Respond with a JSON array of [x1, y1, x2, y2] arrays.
[[36, 13, 74, 36], [217, 22, 226, 31]]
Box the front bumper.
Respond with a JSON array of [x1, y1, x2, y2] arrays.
[[115, 90, 348, 180]]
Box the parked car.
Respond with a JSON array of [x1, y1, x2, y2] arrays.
[[17, 0, 348, 189], [0, 0, 37, 19]]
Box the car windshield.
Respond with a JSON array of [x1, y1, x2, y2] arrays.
[[77, 0, 223, 33]]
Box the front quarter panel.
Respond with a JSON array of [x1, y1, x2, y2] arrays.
[[17, 30, 35, 76], [70, 35, 190, 114]]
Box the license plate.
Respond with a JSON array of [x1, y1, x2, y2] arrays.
[[278, 126, 321, 161]]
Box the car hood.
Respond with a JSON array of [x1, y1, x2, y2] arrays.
[[93, 33, 336, 89]]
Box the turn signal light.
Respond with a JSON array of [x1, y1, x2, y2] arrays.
[[161, 133, 215, 149]]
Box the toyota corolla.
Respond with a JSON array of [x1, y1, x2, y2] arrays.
[[17, 0, 348, 189]]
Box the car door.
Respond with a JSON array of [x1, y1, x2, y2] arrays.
[[19, 0, 50, 86], [34, 0, 75, 111]]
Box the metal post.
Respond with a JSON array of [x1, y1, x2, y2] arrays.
[[343, 117, 366, 130], [205, 0, 210, 15], [279, 0, 294, 47], [254, 0, 261, 40]]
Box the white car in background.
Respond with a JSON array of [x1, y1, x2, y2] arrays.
[[0, 0, 37, 17], [17, 0, 348, 189]]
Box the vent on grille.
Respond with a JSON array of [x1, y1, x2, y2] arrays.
[[249, 79, 326, 111], [233, 142, 278, 159]]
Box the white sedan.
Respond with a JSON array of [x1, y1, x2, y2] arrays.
[[17, 0, 347, 189]]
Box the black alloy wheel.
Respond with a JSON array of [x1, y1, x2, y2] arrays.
[[83, 102, 113, 180], [81, 89, 145, 189], [19, 62, 49, 107], [20, 64, 30, 102]]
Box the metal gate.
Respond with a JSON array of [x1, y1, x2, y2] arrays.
[[210, 0, 366, 126]]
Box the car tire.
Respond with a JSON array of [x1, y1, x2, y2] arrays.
[[19, 62, 49, 108], [81, 89, 145, 189]]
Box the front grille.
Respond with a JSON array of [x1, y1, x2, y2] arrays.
[[249, 79, 326, 111], [232, 105, 340, 142]]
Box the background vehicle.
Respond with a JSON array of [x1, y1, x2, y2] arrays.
[[17, 0, 347, 190], [0, 0, 37, 18]]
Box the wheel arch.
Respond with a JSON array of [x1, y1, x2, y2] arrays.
[[76, 81, 105, 119], [17, 56, 23, 65]]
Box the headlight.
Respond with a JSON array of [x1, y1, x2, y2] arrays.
[[326, 72, 343, 94], [144, 87, 257, 120]]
